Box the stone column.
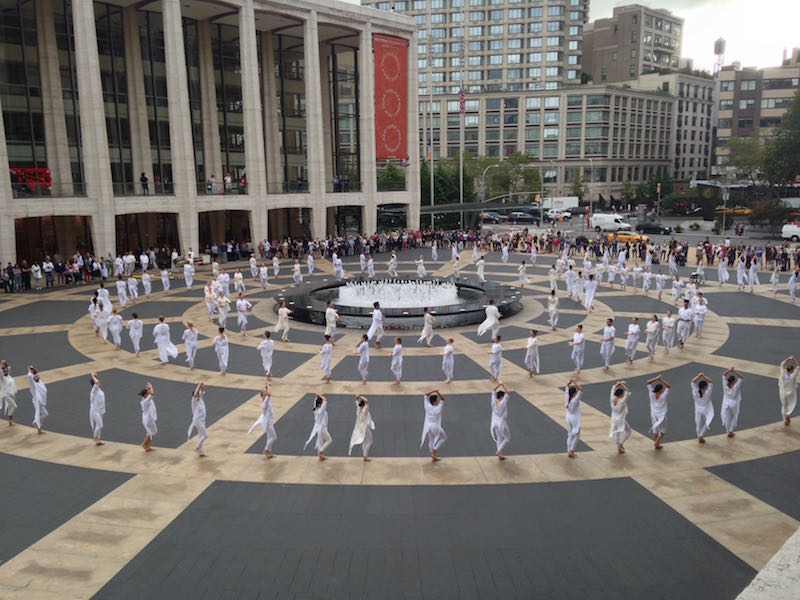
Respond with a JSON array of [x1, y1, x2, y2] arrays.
[[238, 0, 268, 245], [71, 0, 115, 256], [197, 19, 222, 185], [318, 42, 333, 187], [304, 12, 327, 239], [34, 0, 73, 196], [0, 94, 16, 263], [123, 6, 153, 193], [358, 25, 377, 235], [405, 36, 421, 230], [261, 31, 282, 188], [162, 0, 198, 254]]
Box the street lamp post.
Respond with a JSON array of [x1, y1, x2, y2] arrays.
[[722, 186, 730, 234], [480, 164, 499, 203]]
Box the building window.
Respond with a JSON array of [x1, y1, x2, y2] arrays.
[[611, 51, 617, 62], [545, 96, 559, 108], [739, 99, 754, 110], [740, 80, 756, 91], [629, 65, 636, 77], [632, 14, 638, 24], [601, 68, 607, 81], [720, 81, 734, 92]]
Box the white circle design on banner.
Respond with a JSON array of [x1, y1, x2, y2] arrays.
[[379, 50, 401, 82], [381, 89, 402, 118], [381, 124, 402, 155]]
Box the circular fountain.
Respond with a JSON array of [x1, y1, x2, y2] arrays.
[[275, 277, 523, 329]]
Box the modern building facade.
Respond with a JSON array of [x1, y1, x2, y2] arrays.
[[418, 85, 674, 204], [1, 0, 419, 263], [627, 72, 715, 184], [582, 4, 683, 84], [713, 49, 800, 175]]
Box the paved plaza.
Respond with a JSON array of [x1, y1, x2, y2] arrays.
[[0, 249, 799, 598]]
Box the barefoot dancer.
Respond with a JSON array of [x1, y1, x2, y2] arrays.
[[139, 382, 157, 451], [691, 372, 714, 443], [187, 382, 208, 457], [647, 375, 671, 449], [420, 389, 447, 462], [490, 381, 511, 460], [348, 394, 375, 461], [89, 372, 106, 445], [248, 382, 277, 458], [609, 381, 631, 454]]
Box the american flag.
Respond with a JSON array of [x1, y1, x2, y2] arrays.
[[459, 87, 465, 114]]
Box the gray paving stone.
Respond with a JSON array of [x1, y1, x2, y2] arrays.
[[0, 300, 90, 326], [0, 331, 89, 372], [713, 323, 798, 367], [330, 353, 487, 382]]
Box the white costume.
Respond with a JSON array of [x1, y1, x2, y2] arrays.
[[367, 308, 384, 343], [259, 265, 269, 288], [89, 382, 105, 439], [248, 393, 277, 453], [272, 257, 281, 277], [319, 341, 333, 379], [645, 320, 660, 356], [418, 312, 435, 345], [490, 391, 511, 454], [779, 361, 799, 420], [274, 306, 291, 341], [390, 342, 403, 381], [182, 327, 198, 368], [141, 393, 157, 438], [476, 258, 486, 282], [28, 371, 48, 429], [748, 261, 760, 292], [609, 389, 631, 447], [789, 271, 798, 302], [501, 244, 509, 263], [624, 322, 641, 362], [547, 294, 559, 328], [324, 306, 339, 339], [600, 325, 616, 367], [142, 272, 152, 296], [583, 278, 598, 310], [292, 263, 303, 285], [187, 390, 208, 451], [693, 301, 708, 336], [477, 303, 500, 337], [367, 257, 375, 278], [212, 333, 229, 372], [1, 367, 18, 417], [721, 377, 743, 435], [250, 256, 259, 278], [348, 400, 375, 457], [570, 330, 585, 372], [415, 258, 426, 278], [431, 241, 439, 262], [116, 279, 128, 307], [524, 335, 540, 374], [488, 341, 503, 380], [307, 254, 315, 275], [420, 395, 447, 452], [442, 342, 455, 381], [662, 315, 675, 349], [718, 260, 729, 285], [304, 399, 332, 453], [692, 381, 715, 438], [107, 313, 124, 347], [677, 306, 694, 345], [648, 384, 669, 435], [565, 389, 581, 453], [357, 340, 370, 381], [233, 271, 245, 293], [236, 298, 253, 329], [127, 318, 143, 354], [153, 322, 178, 363], [548, 267, 558, 291], [258, 338, 275, 375], [183, 262, 194, 288]]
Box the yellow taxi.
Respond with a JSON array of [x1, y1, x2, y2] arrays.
[[607, 231, 649, 244], [715, 205, 752, 216]]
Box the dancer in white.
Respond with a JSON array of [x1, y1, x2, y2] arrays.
[[348, 394, 375, 461], [472, 244, 479, 263], [204, 282, 216, 321], [141, 271, 152, 298], [441, 338, 455, 383], [477, 299, 501, 337], [693, 293, 708, 338], [548, 265, 558, 291], [250, 254, 259, 278], [547, 289, 559, 331], [233, 269, 245, 294], [359, 252, 366, 273], [624, 317, 640, 365], [153, 316, 178, 364], [216, 290, 231, 328], [530, 243, 537, 266], [490, 381, 511, 460], [718, 258, 729, 286], [736, 255, 748, 291], [248, 383, 277, 458], [656, 271, 666, 300], [600, 318, 616, 370], [691, 372, 714, 443], [770, 266, 780, 296], [671, 275, 683, 304], [476, 256, 486, 282], [187, 382, 208, 457], [662, 310, 675, 354], [292, 260, 303, 286], [127, 312, 143, 357], [367, 301, 384, 348], [452, 256, 461, 279], [418, 307, 437, 346], [88, 372, 105, 445], [304, 394, 332, 460], [259, 263, 269, 288], [160, 268, 170, 293], [182, 322, 198, 370], [27, 365, 48, 433], [390, 337, 403, 384], [139, 382, 157, 451], [386, 253, 398, 278], [252, 331, 273, 379], [517, 261, 528, 287], [212, 326, 229, 375], [307, 253, 315, 276], [1, 360, 17, 426], [778, 356, 799, 425], [367, 255, 375, 278], [420, 389, 447, 461], [565, 379, 582, 458], [488, 335, 503, 381], [324, 301, 339, 343], [107, 308, 124, 349], [790, 269, 798, 302], [236, 293, 253, 336], [677, 299, 694, 349], [272, 255, 280, 278], [415, 256, 426, 278], [647, 375, 671, 449], [721, 367, 744, 438], [501, 243, 509, 264], [451, 243, 458, 262], [645, 315, 660, 360], [355, 333, 370, 384], [319, 334, 333, 383], [568, 324, 586, 374], [524, 329, 540, 377], [274, 300, 293, 342], [609, 381, 631, 454], [116, 276, 128, 308], [94, 300, 110, 342], [583, 274, 598, 311], [183, 260, 194, 289], [748, 259, 760, 293]]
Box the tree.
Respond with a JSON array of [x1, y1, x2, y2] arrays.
[[764, 89, 800, 184], [726, 136, 764, 186], [620, 180, 635, 206], [377, 163, 406, 192], [569, 174, 585, 202], [749, 197, 792, 235]]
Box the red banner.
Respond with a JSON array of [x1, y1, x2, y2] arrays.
[[373, 34, 408, 160]]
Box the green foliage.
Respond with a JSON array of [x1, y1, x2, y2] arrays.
[[377, 163, 406, 191], [673, 225, 684, 233], [661, 187, 699, 215], [764, 90, 800, 183], [569, 174, 585, 202], [725, 136, 764, 183], [749, 197, 793, 234], [689, 222, 701, 231], [620, 180, 635, 204]]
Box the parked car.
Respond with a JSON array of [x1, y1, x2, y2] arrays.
[[590, 213, 632, 232], [547, 209, 571, 221], [520, 207, 550, 223], [567, 206, 586, 216], [782, 222, 800, 242], [481, 211, 504, 224], [507, 211, 538, 225], [607, 231, 649, 244], [635, 222, 673, 235]]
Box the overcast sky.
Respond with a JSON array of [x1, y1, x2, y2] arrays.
[[592, 0, 800, 71]]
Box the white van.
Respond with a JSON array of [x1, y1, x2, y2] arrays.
[[590, 213, 632, 232], [782, 223, 800, 242]]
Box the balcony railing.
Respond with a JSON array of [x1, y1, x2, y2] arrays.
[[114, 182, 175, 196], [327, 180, 361, 193], [377, 179, 407, 192], [197, 181, 248, 195], [11, 181, 87, 198], [267, 181, 309, 194]]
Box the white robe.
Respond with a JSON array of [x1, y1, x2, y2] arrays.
[[390, 343, 403, 381], [548, 296, 559, 327], [488, 342, 503, 380], [182, 328, 198, 366], [116, 280, 128, 307], [565, 389, 581, 452], [418, 313, 435, 345], [583, 279, 598, 310], [108, 314, 124, 346], [304, 400, 331, 452], [153, 322, 178, 363], [420, 396, 446, 452], [692, 382, 714, 438], [570, 332, 585, 371], [476, 259, 486, 282], [442, 344, 455, 380], [490, 392, 511, 453], [477, 304, 500, 337], [625, 324, 640, 360], [645, 320, 659, 356], [415, 259, 426, 278], [1, 369, 18, 417], [213, 334, 229, 371], [662, 316, 675, 348], [236, 298, 252, 328], [367, 309, 384, 342], [600, 325, 616, 366], [258, 339, 275, 375], [88, 384, 106, 438], [187, 392, 207, 449], [609, 389, 631, 441], [127, 318, 143, 354], [274, 307, 291, 338], [28, 372, 48, 428], [348, 402, 376, 456], [648, 385, 669, 434], [183, 263, 194, 288], [320, 342, 333, 378], [779, 367, 799, 419], [142, 272, 152, 296], [357, 340, 370, 380], [431, 242, 439, 262], [250, 257, 259, 278], [140, 393, 157, 437], [721, 378, 743, 434], [324, 307, 339, 338], [524, 336, 539, 374], [248, 394, 277, 452]]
